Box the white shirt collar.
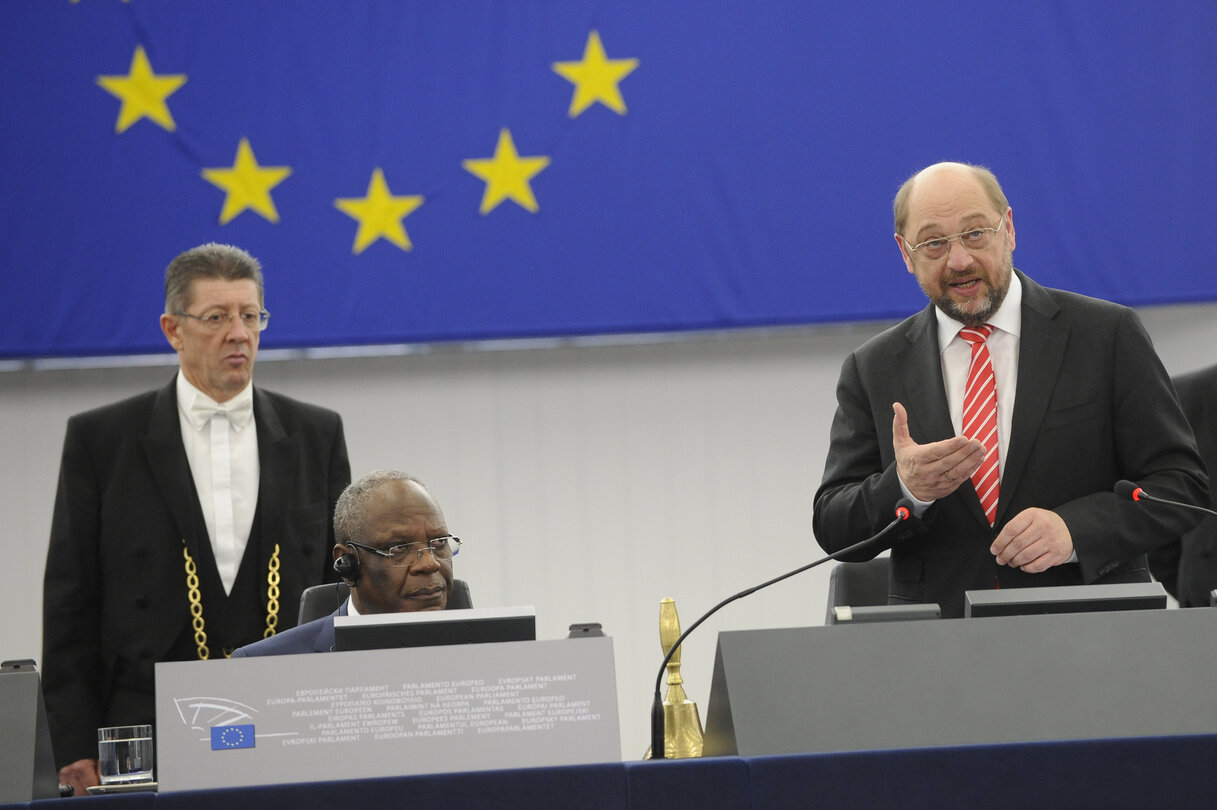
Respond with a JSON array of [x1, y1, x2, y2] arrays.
[[176, 371, 255, 431], [935, 270, 1023, 353]]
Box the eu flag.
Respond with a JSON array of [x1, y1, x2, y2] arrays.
[[3, 1, 1216, 359], [211, 724, 256, 751]]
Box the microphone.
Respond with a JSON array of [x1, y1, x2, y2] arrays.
[[648, 499, 913, 759], [1115, 479, 1217, 518]]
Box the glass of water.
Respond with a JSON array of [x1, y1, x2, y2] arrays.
[[97, 725, 154, 784]]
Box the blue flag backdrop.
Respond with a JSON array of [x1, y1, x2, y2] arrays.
[[3, 1, 1216, 358]]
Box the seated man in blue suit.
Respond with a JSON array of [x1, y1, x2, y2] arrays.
[[233, 470, 460, 656]]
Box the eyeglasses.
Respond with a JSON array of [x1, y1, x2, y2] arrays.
[[174, 309, 271, 332], [902, 212, 1007, 260], [345, 536, 462, 568]]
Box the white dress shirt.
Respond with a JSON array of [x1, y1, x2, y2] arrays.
[[900, 273, 1023, 510], [176, 372, 260, 594], [936, 271, 1022, 477]]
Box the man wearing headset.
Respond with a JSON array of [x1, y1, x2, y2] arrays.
[[233, 470, 460, 657]]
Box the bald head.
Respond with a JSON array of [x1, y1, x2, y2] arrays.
[[893, 162, 1009, 236]]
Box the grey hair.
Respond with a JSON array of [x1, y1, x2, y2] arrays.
[[164, 242, 265, 315], [892, 162, 1009, 235], [333, 470, 427, 545]]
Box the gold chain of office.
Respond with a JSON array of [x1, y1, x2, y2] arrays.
[[181, 540, 281, 660]]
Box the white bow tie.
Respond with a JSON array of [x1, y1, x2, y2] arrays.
[[191, 396, 253, 430]]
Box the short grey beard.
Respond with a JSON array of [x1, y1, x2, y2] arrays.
[[932, 258, 1014, 327], [935, 285, 1003, 326]]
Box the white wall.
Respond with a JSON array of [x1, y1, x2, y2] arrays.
[[3, 300, 1215, 760]]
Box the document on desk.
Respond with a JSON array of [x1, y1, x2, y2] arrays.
[[155, 637, 620, 791]]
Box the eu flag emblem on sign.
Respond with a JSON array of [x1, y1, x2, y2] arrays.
[[211, 725, 256, 751]]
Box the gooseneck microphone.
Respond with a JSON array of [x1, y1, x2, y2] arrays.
[[1115, 479, 1217, 518], [648, 499, 913, 759]]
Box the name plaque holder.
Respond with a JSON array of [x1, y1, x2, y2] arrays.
[[156, 637, 620, 792], [704, 608, 1217, 757], [0, 660, 59, 803]]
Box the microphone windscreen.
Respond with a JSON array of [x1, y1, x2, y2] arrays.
[[894, 498, 914, 520], [1114, 480, 1139, 501]]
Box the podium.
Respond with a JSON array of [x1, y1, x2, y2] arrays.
[[0, 660, 59, 803], [703, 608, 1217, 756]]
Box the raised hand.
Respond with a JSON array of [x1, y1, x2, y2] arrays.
[[891, 401, 987, 502]]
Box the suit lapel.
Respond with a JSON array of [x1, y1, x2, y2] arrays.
[[316, 620, 337, 653], [317, 602, 348, 652], [141, 378, 209, 559], [1203, 386, 1217, 482], [1199, 374, 1217, 467], [253, 388, 296, 555], [999, 272, 1067, 524], [896, 307, 957, 445]]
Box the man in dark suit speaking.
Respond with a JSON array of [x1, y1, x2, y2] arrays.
[[232, 470, 461, 657], [813, 162, 1207, 618], [41, 243, 350, 795]]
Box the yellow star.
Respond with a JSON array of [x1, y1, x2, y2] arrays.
[[334, 168, 425, 254], [461, 129, 551, 215], [201, 138, 292, 225], [96, 45, 187, 134], [552, 31, 639, 118]]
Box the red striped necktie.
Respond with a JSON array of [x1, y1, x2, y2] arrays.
[[960, 324, 1000, 526]]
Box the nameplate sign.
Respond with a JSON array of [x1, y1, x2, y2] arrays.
[[155, 637, 620, 792]]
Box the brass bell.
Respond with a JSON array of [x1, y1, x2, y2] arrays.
[[651, 597, 704, 758]]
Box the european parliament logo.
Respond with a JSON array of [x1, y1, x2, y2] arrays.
[[211, 724, 256, 751]]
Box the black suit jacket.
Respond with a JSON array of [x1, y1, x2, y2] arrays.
[[1148, 364, 1217, 606], [813, 272, 1208, 618], [41, 377, 350, 765]]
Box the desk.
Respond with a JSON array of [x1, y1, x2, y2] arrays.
[[9, 734, 1216, 809]]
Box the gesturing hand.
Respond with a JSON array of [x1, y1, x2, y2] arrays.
[[892, 401, 987, 502], [991, 507, 1074, 572]]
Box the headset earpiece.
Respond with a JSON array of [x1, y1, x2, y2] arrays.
[[333, 550, 360, 584]]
